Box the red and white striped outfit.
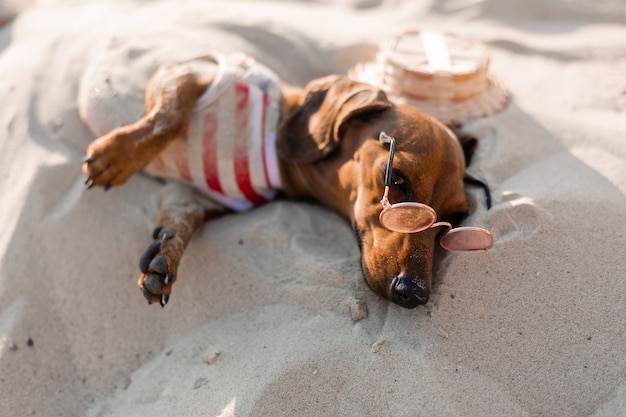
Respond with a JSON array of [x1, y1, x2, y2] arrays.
[[145, 54, 283, 212]]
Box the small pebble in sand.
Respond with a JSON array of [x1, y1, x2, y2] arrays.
[[346, 298, 368, 321], [437, 329, 449, 339], [51, 118, 64, 131], [203, 351, 221, 365], [194, 377, 209, 389], [371, 339, 386, 353]]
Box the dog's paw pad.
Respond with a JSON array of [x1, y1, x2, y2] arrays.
[[138, 236, 177, 307], [141, 283, 170, 307], [143, 275, 163, 295], [149, 256, 168, 275], [139, 271, 172, 306], [139, 241, 162, 273]]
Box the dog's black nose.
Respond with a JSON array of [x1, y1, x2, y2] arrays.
[[390, 275, 429, 309]]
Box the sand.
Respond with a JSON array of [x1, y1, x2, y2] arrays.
[[0, 0, 625, 416]]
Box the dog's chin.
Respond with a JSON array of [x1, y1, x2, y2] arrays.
[[361, 269, 428, 309]]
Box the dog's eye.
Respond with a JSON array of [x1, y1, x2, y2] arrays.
[[391, 172, 410, 196], [392, 175, 405, 188]]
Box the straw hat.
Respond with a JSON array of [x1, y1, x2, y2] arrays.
[[349, 30, 510, 125]]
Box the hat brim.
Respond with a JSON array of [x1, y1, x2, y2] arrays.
[[349, 61, 510, 125]]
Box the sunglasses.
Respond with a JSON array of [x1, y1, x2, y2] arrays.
[[378, 132, 493, 251]]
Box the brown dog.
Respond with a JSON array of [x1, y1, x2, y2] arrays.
[[82, 55, 480, 309]]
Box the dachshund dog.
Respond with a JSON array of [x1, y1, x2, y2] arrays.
[[81, 54, 486, 309]]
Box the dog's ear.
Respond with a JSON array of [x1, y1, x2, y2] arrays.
[[450, 127, 478, 167], [277, 76, 392, 163]]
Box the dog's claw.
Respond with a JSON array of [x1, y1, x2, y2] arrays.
[[83, 156, 92, 164], [149, 256, 168, 275], [104, 183, 112, 191], [139, 241, 162, 273], [160, 294, 169, 308], [164, 272, 172, 285], [152, 226, 174, 241]]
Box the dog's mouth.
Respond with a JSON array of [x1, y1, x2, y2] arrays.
[[354, 226, 364, 252]]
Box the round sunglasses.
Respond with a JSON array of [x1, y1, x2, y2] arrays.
[[378, 132, 493, 251]]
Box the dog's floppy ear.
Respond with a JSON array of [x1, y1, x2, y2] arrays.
[[450, 127, 478, 167], [277, 76, 392, 163]]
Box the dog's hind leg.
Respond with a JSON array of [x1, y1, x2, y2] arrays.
[[138, 183, 226, 307], [82, 62, 216, 189]]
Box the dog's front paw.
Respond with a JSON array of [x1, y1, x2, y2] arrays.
[[82, 128, 147, 189], [138, 227, 179, 307]]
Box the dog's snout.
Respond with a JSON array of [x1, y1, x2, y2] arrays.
[[390, 275, 429, 309]]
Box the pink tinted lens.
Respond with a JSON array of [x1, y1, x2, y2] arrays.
[[439, 227, 493, 251], [379, 203, 437, 233]]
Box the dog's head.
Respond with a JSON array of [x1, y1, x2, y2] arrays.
[[277, 76, 476, 308]]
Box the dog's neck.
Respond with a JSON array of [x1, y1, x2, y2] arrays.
[[275, 83, 351, 220]]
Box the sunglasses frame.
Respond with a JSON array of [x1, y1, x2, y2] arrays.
[[378, 132, 494, 251], [379, 132, 437, 233]]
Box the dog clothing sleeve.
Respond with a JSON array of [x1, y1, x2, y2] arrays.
[[145, 54, 283, 212]]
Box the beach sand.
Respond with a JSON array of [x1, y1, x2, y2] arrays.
[[0, 0, 625, 416]]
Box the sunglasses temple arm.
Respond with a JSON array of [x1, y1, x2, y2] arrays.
[[381, 186, 391, 208], [464, 172, 492, 209], [379, 133, 395, 188]]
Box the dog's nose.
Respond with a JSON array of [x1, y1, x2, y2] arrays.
[[390, 275, 429, 309]]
